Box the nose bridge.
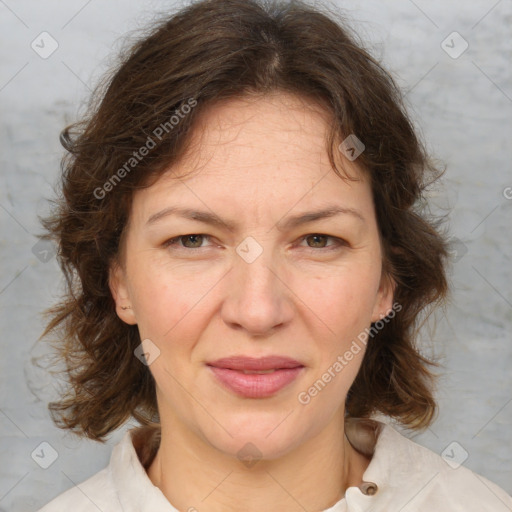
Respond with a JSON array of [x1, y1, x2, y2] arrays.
[[234, 234, 280, 300], [222, 234, 291, 334]]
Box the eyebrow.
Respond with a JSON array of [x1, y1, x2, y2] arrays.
[[145, 205, 366, 231]]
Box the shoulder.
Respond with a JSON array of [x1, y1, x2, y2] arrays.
[[409, 440, 512, 511], [34, 428, 140, 512], [36, 466, 120, 511], [35, 426, 165, 512], [363, 419, 512, 511]]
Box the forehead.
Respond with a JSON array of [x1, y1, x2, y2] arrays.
[[177, 92, 348, 178], [131, 92, 371, 224]]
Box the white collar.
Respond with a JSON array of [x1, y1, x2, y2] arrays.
[[108, 417, 418, 511]]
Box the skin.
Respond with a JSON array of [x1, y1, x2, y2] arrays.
[[109, 92, 395, 512]]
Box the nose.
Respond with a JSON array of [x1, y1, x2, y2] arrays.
[[220, 242, 294, 337]]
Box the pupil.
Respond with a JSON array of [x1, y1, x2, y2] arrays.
[[185, 235, 202, 247], [309, 235, 326, 247]]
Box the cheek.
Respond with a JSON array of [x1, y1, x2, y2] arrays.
[[296, 264, 380, 334], [129, 261, 224, 343], [128, 246, 381, 352]]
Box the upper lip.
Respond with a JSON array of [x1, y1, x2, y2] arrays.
[[207, 356, 304, 371]]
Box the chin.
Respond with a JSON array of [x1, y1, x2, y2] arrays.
[[198, 410, 309, 462]]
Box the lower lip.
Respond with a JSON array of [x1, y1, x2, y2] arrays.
[[208, 366, 304, 398]]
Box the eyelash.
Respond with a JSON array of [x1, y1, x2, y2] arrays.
[[162, 234, 348, 253]]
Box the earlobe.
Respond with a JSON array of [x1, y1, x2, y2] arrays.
[[108, 261, 137, 325]]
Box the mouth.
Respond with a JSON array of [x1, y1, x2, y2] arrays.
[[237, 369, 278, 374], [206, 355, 305, 398]]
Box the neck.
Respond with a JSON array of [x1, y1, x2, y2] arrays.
[[147, 411, 370, 512]]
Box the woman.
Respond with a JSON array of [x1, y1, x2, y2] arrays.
[[37, 0, 512, 510]]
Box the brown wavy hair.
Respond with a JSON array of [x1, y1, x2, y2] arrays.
[[39, 0, 450, 441]]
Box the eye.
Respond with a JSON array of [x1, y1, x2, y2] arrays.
[[162, 233, 347, 253], [298, 234, 347, 251], [163, 234, 213, 250]]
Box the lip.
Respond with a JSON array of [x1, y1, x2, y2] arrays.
[[207, 356, 305, 398]]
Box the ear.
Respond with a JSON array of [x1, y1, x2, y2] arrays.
[[370, 271, 396, 323], [108, 260, 137, 325]]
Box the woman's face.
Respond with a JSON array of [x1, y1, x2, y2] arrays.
[[110, 92, 394, 460]]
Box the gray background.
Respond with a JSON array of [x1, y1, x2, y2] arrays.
[[1, 0, 511, 510]]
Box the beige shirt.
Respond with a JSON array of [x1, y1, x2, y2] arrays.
[[37, 417, 512, 511]]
